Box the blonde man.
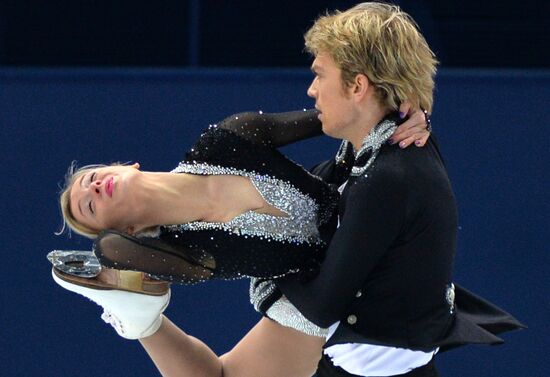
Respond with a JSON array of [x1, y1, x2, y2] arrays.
[[278, 3, 445, 376], [273, 3, 521, 376]]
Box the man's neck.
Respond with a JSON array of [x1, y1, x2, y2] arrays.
[[349, 105, 389, 151]]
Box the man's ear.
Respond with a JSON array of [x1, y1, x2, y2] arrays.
[[352, 74, 370, 101]]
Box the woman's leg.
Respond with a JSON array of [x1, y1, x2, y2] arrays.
[[53, 269, 324, 377], [140, 317, 324, 377], [139, 316, 223, 377], [221, 318, 324, 377]]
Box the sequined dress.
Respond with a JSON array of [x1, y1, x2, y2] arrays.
[[94, 110, 338, 287]]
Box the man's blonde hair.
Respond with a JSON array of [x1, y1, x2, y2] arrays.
[[305, 2, 438, 112]]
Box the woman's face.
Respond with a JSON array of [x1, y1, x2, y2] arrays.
[[69, 163, 142, 233]]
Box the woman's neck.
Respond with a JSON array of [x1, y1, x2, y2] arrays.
[[132, 172, 268, 232], [135, 172, 215, 228]]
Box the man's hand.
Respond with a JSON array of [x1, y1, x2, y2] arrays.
[[389, 103, 431, 148]]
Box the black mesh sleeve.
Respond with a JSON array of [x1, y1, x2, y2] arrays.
[[217, 109, 322, 148], [93, 230, 215, 284]]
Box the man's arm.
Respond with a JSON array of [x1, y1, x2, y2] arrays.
[[140, 316, 324, 377], [277, 164, 407, 327]]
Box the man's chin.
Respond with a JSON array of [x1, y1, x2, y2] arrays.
[[321, 124, 339, 139]]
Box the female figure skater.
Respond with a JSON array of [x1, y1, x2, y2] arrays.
[[50, 107, 431, 377]]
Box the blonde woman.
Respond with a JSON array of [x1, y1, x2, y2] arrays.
[[51, 105, 429, 377]]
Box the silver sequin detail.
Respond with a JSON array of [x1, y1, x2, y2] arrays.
[[249, 277, 276, 311], [167, 162, 322, 245], [351, 119, 397, 177], [335, 140, 351, 165], [446, 283, 456, 313], [267, 295, 328, 337], [249, 278, 328, 337]]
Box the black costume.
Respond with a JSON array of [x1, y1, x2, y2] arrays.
[[270, 115, 523, 376], [92, 110, 523, 375], [94, 110, 337, 284]]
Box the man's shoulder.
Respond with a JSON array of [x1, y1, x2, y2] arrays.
[[355, 140, 453, 204], [374, 140, 444, 179], [356, 146, 412, 183], [377, 142, 427, 164], [348, 143, 440, 198]]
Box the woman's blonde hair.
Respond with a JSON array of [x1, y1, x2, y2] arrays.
[[57, 162, 120, 239], [305, 2, 438, 112]]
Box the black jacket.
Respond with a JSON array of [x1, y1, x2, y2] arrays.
[[275, 137, 524, 350]]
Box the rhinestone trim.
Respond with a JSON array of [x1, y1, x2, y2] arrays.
[[335, 140, 351, 165], [249, 278, 276, 312], [446, 283, 456, 313], [267, 295, 328, 337], [167, 162, 322, 245], [250, 278, 328, 337], [351, 119, 397, 177]]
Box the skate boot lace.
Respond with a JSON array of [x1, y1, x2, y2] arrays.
[[101, 310, 124, 335]]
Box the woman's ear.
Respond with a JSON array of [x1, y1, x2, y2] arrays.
[[131, 162, 141, 170]]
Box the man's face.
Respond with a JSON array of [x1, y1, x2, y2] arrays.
[[307, 52, 357, 140]]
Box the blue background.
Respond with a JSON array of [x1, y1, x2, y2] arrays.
[[0, 67, 548, 376]]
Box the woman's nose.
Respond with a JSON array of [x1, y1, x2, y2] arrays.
[[91, 180, 102, 195]]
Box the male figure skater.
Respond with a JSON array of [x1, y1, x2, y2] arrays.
[[269, 4, 521, 376]]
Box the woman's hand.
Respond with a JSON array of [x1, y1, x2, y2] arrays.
[[389, 103, 431, 148]]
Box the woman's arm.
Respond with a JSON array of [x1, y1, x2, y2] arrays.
[[218, 109, 323, 148], [218, 106, 430, 149], [140, 316, 324, 377], [391, 104, 431, 148]]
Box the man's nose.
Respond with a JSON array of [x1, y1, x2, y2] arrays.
[[307, 79, 317, 98], [307, 85, 315, 98]]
